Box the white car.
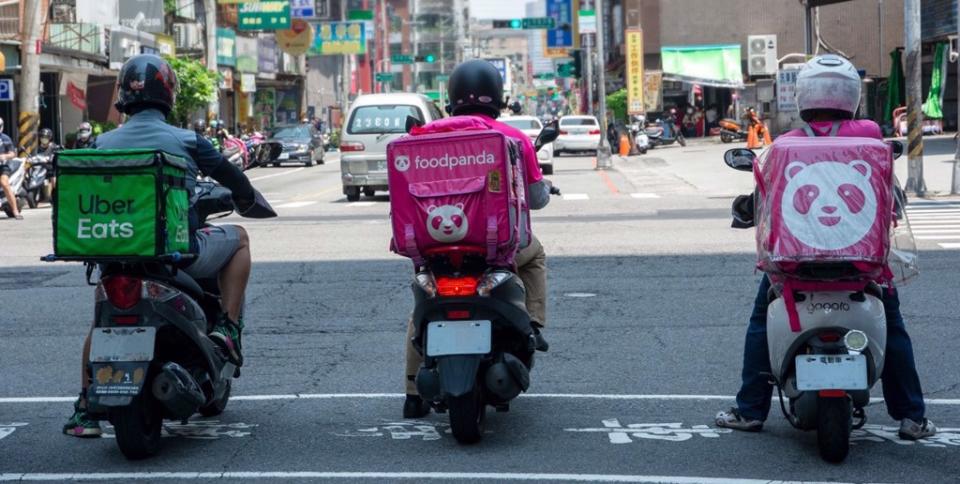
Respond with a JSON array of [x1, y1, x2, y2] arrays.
[[501, 116, 554, 175], [555, 115, 601, 156]]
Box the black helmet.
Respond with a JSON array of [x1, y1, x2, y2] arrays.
[[114, 54, 178, 115], [509, 100, 522, 115], [446, 60, 504, 118], [193, 119, 206, 134]]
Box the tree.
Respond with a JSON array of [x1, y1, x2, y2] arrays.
[[164, 55, 219, 127], [605, 88, 628, 124]]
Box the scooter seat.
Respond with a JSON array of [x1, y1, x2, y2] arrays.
[[3, 160, 23, 172]]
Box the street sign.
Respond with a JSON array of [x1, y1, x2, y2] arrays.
[[290, 0, 314, 18], [522, 17, 556, 29], [0, 79, 14, 101], [392, 54, 414, 64], [347, 9, 374, 20], [375, 72, 394, 82], [556, 64, 573, 78], [537, 72, 556, 80], [313, 21, 366, 55], [578, 9, 596, 34], [546, 0, 575, 49], [437, 74, 450, 82]]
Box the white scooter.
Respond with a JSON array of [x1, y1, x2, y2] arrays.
[[630, 115, 649, 154], [723, 143, 906, 463], [0, 158, 29, 218]]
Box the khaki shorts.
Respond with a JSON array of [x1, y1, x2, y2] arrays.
[[185, 225, 241, 279]]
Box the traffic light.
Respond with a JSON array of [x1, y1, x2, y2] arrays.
[[492, 19, 522, 29], [569, 50, 582, 79], [415, 54, 436, 63]]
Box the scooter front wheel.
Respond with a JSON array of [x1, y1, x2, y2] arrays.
[[816, 396, 852, 463], [111, 395, 164, 460], [448, 385, 485, 445]]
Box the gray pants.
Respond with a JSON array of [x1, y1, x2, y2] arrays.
[[185, 225, 241, 279]]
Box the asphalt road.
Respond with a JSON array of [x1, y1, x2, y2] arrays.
[[1, 143, 959, 483]]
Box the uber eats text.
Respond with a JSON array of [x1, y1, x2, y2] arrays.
[[77, 195, 136, 239]]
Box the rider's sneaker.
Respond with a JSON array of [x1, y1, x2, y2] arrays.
[[898, 418, 936, 440], [62, 398, 102, 437], [532, 322, 549, 352], [210, 315, 243, 367], [403, 394, 431, 419], [715, 407, 763, 432]]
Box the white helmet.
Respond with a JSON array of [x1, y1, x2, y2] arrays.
[[795, 54, 861, 120]]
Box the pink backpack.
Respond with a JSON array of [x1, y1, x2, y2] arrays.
[[387, 116, 530, 267], [755, 130, 894, 281]]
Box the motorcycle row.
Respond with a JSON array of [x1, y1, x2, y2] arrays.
[[0, 151, 55, 218]]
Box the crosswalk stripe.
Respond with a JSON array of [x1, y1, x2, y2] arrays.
[[911, 229, 960, 234], [347, 202, 376, 207], [906, 224, 960, 229], [275, 201, 317, 209], [562, 193, 590, 201], [905, 209, 960, 214], [915, 235, 960, 240], [630, 193, 661, 199], [905, 215, 960, 220], [939, 243, 960, 249]]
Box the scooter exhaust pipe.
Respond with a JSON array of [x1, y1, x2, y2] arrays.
[[152, 362, 205, 419]]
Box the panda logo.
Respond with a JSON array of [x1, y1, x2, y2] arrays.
[[781, 160, 878, 250], [394, 155, 410, 172], [426, 204, 469, 243]]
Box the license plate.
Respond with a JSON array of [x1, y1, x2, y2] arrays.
[[426, 320, 491, 357], [89, 327, 156, 362], [375, 160, 387, 171], [278, 152, 290, 160], [90, 362, 149, 397], [795, 354, 867, 390]]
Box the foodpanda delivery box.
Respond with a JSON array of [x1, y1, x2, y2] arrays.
[[754, 136, 894, 280], [53, 149, 190, 259], [387, 117, 529, 267]]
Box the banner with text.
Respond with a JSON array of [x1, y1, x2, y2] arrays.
[[626, 30, 644, 115], [312, 21, 366, 55]]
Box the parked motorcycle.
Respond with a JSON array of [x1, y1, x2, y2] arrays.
[[723, 142, 905, 462], [408, 123, 560, 445], [24, 153, 54, 208], [0, 158, 29, 217], [43, 151, 279, 460], [645, 109, 687, 148], [718, 118, 749, 143], [629, 116, 649, 154]]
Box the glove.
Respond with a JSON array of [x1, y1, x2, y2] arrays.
[[731, 194, 755, 229]]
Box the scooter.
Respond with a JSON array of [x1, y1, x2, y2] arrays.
[[630, 116, 649, 154], [645, 109, 687, 148], [0, 158, 29, 217], [408, 124, 561, 445], [44, 149, 279, 460], [723, 143, 904, 462], [24, 153, 54, 208], [718, 118, 749, 143]]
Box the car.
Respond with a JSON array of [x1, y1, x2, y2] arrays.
[[554, 115, 602, 156], [267, 124, 325, 167], [501, 115, 554, 175], [340, 93, 445, 202]]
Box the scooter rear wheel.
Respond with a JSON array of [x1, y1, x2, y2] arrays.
[[448, 385, 486, 445], [816, 396, 852, 463], [199, 379, 231, 417], [111, 395, 164, 460]]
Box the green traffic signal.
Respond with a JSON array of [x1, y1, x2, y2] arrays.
[[425, 54, 435, 63], [510, 19, 522, 29]]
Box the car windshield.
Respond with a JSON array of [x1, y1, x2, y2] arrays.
[[503, 119, 542, 130], [348, 105, 423, 134], [273, 126, 311, 140], [561, 118, 598, 126]]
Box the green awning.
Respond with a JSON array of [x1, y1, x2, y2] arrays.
[[923, 42, 946, 119], [661, 44, 744, 89]]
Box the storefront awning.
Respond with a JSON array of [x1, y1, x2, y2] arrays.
[[661, 44, 744, 89]]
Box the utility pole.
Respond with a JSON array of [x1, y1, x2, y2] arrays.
[[904, 0, 926, 195], [954, 0, 960, 195], [17, 0, 42, 157], [412, 0, 419, 92], [204, 0, 219, 120], [583, 32, 593, 115], [340, 0, 350, 114], [595, 0, 612, 168]]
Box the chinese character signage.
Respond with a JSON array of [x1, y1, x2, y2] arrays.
[[546, 0, 576, 49], [290, 0, 314, 18], [312, 21, 366, 55], [644, 71, 662, 113], [626, 30, 644, 115], [217, 28, 236, 67], [236, 35, 258, 73], [119, 0, 165, 33], [777, 64, 802, 112], [259, 35, 278, 73], [239, 1, 291, 31]]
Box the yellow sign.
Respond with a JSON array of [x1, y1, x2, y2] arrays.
[[277, 19, 314, 55], [626, 29, 644, 115], [0, 51, 5, 71]]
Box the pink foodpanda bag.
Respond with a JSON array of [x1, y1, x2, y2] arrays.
[[755, 132, 895, 281], [387, 116, 530, 267]]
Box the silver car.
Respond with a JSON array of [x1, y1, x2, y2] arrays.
[[340, 93, 444, 201]]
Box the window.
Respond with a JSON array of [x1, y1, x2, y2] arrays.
[[560, 117, 598, 126], [347, 105, 424, 134], [503, 119, 542, 130]]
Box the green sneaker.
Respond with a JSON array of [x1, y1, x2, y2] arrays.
[[63, 398, 102, 437], [210, 315, 243, 367]]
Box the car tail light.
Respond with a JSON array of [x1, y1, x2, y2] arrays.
[[435, 276, 479, 297], [589, 129, 601, 135], [340, 142, 365, 152], [102, 276, 142, 310], [446, 309, 471, 320], [818, 332, 841, 343], [559, 130, 569, 135]]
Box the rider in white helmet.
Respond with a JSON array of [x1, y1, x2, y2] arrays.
[[715, 54, 937, 441]]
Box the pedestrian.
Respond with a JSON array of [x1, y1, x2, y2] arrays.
[[0, 117, 22, 220]]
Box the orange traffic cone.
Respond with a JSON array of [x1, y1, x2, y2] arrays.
[[619, 134, 631, 156]]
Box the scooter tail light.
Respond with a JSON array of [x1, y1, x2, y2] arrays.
[[445, 309, 471, 320], [142, 280, 179, 302], [818, 332, 842, 343], [111, 315, 140, 325], [818, 389, 846, 398], [101, 276, 142, 310], [435, 276, 479, 297]]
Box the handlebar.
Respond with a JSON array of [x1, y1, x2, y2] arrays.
[[549, 185, 561, 196]]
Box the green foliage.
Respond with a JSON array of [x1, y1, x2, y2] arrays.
[[328, 129, 341, 148], [163, 0, 177, 15], [606, 89, 628, 123], [90, 121, 117, 136], [164, 55, 219, 127]]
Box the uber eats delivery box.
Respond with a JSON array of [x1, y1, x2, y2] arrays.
[[53, 149, 191, 258]]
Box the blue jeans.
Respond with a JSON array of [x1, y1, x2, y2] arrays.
[[735, 275, 927, 422]]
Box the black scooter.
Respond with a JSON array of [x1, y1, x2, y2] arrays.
[[24, 153, 54, 208], [407, 123, 560, 444]]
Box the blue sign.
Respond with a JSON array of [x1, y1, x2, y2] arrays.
[[0, 79, 14, 102], [290, 0, 315, 18], [546, 0, 574, 49]]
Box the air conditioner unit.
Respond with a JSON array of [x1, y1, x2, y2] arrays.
[[748, 34, 778, 76], [173, 23, 203, 51]]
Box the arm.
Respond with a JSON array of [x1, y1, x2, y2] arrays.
[[192, 135, 255, 204]]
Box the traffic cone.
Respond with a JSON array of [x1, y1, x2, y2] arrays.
[[746, 125, 760, 149], [619, 134, 631, 156]]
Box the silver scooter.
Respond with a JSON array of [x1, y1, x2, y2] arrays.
[[724, 142, 904, 463], [0, 157, 28, 217]]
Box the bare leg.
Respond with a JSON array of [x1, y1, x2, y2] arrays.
[[218, 226, 250, 322], [0, 174, 19, 217], [80, 328, 92, 404]]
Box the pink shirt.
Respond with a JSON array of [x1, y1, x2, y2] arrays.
[[780, 120, 883, 140]]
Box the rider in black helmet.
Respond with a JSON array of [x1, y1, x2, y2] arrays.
[[63, 54, 259, 437], [402, 59, 552, 418], [194, 119, 207, 136], [37, 128, 60, 155]]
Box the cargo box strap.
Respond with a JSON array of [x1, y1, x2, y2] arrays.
[[802, 121, 841, 138], [404, 224, 424, 266], [781, 279, 869, 332], [486, 215, 498, 264], [162, 175, 187, 188]]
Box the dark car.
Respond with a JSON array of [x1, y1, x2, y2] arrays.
[[267, 124, 325, 167]]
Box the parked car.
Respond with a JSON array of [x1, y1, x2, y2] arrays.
[[340, 93, 444, 201], [267, 124, 325, 167], [501, 115, 554, 175], [555, 115, 602, 156]]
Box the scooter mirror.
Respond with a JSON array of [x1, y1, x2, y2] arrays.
[[724, 148, 757, 172], [535, 120, 560, 152], [888, 140, 904, 160], [405, 115, 424, 134]]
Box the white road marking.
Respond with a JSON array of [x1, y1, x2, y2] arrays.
[[906, 224, 960, 229], [939, 243, 960, 249], [335, 419, 448, 441], [562, 193, 590, 201], [4, 393, 960, 404], [910, 229, 960, 234], [630, 193, 661, 199], [347, 201, 376, 207], [0, 472, 874, 483], [274, 201, 317, 209], [905, 209, 960, 214], [0, 423, 27, 441], [852, 424, 960, 448], [903, 215, 960, 220], [565, 420, 730, 443], [101, 420, 257, 440], [248, 167, 306, 182], [916, 235, 960, 240], [564, 292, 598, 298]]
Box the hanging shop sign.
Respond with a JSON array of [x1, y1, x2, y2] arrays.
[[119, 0, 165, 33], [643, 71, 663, 113], [626, 30, 644, 115], [219, 67, 234, 90], [312, 21, 365, 55], [236, 35, 259, 73], [238, 1, 291, 31], [217, 28, 237, 67], [277, 19, 314, 55], [241, 73, 257, 93], [258, 35, 278, 73]]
